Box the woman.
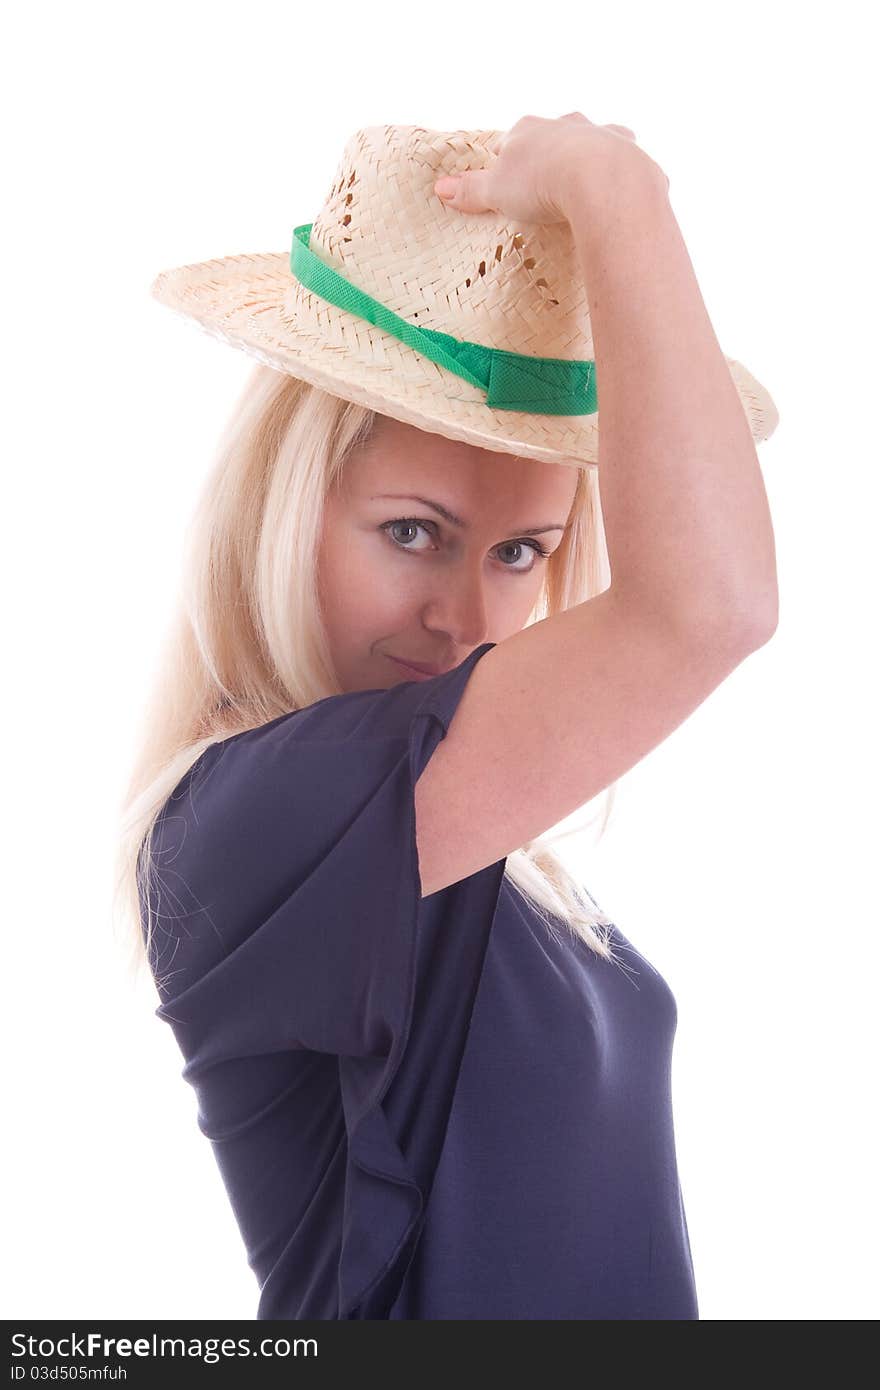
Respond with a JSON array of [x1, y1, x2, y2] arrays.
[[116, 115, 779, 1319]]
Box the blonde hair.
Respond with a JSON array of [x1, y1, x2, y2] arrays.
[[113, 364, 620, 987]]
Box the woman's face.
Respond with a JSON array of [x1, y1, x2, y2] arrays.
[[317, 412, 581, 693]]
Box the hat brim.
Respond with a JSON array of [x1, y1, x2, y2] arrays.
[[151, 250, 780, 469]]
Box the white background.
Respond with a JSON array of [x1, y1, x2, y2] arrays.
[[4, 0, 877, 1322]]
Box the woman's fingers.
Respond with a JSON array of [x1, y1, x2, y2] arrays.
[[432, 113, 650, 224], [433, 167, 495, 213], [559, 112, 635, 141]]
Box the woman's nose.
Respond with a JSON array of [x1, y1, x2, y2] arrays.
[[421, 567, 490, 646]]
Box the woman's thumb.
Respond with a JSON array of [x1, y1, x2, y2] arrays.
[[433, 170, 492, 213]]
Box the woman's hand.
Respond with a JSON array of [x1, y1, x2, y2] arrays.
[[433, 112, 667, 226]]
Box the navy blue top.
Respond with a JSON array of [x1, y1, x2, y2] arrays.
[[142, 641, 698, 1320]]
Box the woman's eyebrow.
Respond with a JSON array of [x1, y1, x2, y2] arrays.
[[370, 494, 566, 535]]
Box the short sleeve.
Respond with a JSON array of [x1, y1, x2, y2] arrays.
[[145, 640, 507, 1318]]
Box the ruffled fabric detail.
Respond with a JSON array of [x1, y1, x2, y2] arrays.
[[148, 642, 506, 1319]]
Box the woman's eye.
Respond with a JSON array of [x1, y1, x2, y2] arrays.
[[382, 518, 436, 552], [380, 519, 550, 573]]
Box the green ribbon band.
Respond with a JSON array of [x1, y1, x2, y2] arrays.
[[289, 222, 597, 416]]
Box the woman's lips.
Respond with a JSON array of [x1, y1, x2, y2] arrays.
[[388, 655, 447, 680]]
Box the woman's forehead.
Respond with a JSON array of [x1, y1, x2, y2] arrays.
[[355, 416, 580, 516]]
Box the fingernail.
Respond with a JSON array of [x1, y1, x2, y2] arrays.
[[434, 176, 458, 199]]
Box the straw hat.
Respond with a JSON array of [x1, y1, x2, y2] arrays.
[[150, 123, 779, 470]]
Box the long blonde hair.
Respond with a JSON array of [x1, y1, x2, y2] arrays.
[[113, 364, 619, 986]]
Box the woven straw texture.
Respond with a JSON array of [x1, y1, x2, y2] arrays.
[[151, 124, 779, 470]]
